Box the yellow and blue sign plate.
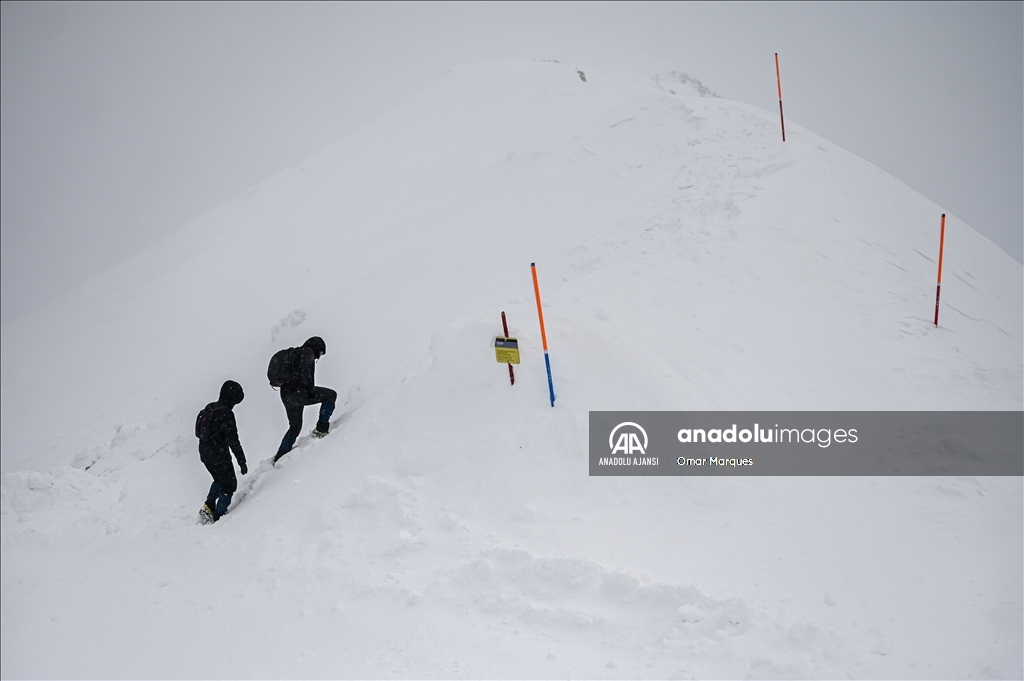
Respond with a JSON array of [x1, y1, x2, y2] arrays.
[[494, 337, 520, 364]]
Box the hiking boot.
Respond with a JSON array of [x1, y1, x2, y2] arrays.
[[312, 420, 330, 438], [198, 503, 216, 525]]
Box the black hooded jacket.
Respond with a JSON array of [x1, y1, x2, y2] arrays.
[[199, 380, 246, 467], [283, 337, 325, 391]]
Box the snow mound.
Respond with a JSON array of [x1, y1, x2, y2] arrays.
[[652, 70, 719, 98], [1, 60, 1020, 678]]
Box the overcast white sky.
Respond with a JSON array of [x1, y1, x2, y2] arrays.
[[2, 1, 1021, 326]]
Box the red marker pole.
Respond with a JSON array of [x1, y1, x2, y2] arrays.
[[775, 53, 786, 142], [934, 213, 946, 326], [501, 310, 514, 386]]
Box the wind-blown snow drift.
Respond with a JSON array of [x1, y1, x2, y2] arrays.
[[2, 61, 1021, 678]]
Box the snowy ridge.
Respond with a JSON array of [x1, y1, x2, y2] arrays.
[[2, 61, 1021, 678], [652, 70, 719, 98]]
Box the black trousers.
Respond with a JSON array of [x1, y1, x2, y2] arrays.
[[199, 442, 238, 496], [281, 385, 338, 437]]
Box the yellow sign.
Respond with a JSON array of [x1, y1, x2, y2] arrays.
[[494, 337, 520, 364]]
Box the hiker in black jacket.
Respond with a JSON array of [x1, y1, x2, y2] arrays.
[[274, 336, 337, 463], [197, 380, 247, 523]]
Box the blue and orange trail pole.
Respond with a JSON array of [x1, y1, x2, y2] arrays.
[[934, 213, 946, 326], [531, 263, 556, 407]]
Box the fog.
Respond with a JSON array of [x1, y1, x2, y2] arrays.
[[2, 2, 1021, 326]]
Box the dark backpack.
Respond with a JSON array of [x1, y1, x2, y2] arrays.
[[195, 403, 225, 441], [267, 347, 298, 388]]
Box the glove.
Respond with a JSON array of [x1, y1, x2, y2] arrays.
[[239, 461, 248, 475]]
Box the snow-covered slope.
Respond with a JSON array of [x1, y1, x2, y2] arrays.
[[2, 61, 1021, 678]]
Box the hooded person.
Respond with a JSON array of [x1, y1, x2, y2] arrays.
[[274, 336, 337, 463], [196, 380, 247, 523]]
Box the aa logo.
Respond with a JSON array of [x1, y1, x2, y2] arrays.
[[609, 422, 648, 455]]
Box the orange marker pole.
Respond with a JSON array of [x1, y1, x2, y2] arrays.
[[934, 213, 946, 326], [531, 263, 555, 407], [501, 310, 514, 386], [775, 53, 786, 142]]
